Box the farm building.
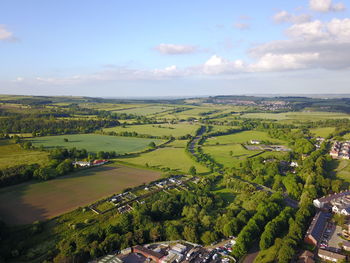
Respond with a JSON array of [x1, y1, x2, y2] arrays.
[[73, 161, 91, 167], [250, 140, 261, 144], [92, 159, 109, 166]]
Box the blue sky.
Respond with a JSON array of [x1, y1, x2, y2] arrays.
[[1, 0, 350, 97]]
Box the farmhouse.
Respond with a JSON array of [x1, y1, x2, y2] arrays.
[[318, 248, 346, 262], [250, 140, 261, 144], [73, 161, 91, 167], [304, 211, 329, 246]]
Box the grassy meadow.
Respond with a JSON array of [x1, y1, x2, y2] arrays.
[[0, 163, 161, 224], [335, 160, 350, 183], [103, 123, 199, 137], [203, 144, 260, 167], [117, 146, 209, 173], [204, 130, 285, 145], [310, 127, 335, 138], [239, 111, 350, 121], [26, 134, 163, 154], [0, 140, 49, 169]]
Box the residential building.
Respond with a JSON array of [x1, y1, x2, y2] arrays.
[[132, 245, 163, 263], [297, 250, 315, 263], [318, 248, 346, 262], [304, 211, 329, 246]]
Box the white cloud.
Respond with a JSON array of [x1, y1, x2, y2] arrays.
[[234, 23, 250, 30], [273, 11, 311, 24], [203, 55, 245, 74], [250, 18, 350, 70], [0, 25, 15, 41], [155, 43, 197, 55], [249, 53, 320, 72], [286, 20, 327, 40], [309, 0, 346, 12]]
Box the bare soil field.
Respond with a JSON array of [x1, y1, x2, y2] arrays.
[[0, 164, 161, 225]]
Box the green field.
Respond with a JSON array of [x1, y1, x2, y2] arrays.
[[310, 127, 335, 138], [103, 123, 199, 137], [112, 105, 174, 116], [335, 160, 350, 182], [240, 111, 350, 121], [117, 146, 208, 173], [204, 130, 285, 145], [203, 144, 261, 167], [26, 134, 163, 154], [0, 140, 49, 169], [0, 163, 161, 224], [344, 133, 350, 140]]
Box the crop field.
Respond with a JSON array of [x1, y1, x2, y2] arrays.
[[310, 127, 335, 138], [240, 111, 350, 121], [0, 140, 49, 169], [335, 160, 350, 182], [204, 130, 285, 145], [103, 123, 199, 137], [26, 134, 163, 153], [117, 146, 208, 173], [0, 164, 161, 224], [112, 105, 174, 116], [203, 144, 261, 167]]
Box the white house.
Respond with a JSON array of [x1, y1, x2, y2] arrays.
[[250, 140, 261, 144]]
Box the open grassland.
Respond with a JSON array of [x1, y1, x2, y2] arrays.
[[344, 133, 350, 140], [204, 130, 285, 145], [166, 139, 188, 148], [112, 105, 175, 116], [210, 125, 240, 133], [77, 102, 146, 111], [0, 164, 161, 224], [310, 127, 335, 138], [240, 111, 350, 121], [26, 134, 163, 153], [335, 160, 350, 182], [103, 123, 199, 137], [117, 146, 209, 173], [203, 144, 261, 167], [0, 140, 49, 169]]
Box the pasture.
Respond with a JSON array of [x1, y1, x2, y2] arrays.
[[112, 105, 174, 116], [204, 130, 285, 145], [203, 144, 261, 167], [310, 127, 335, 138], [240, 111, 350, 121], [0, 164, 161, 224], [26, 134, 163, 154], [103, 123, 199, 137], [335, 160, 350, 183], [0, 140, 49, 169], [117, 146, 208, 173]]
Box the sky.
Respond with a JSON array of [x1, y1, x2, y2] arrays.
[[1, 0, 350, 97]]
